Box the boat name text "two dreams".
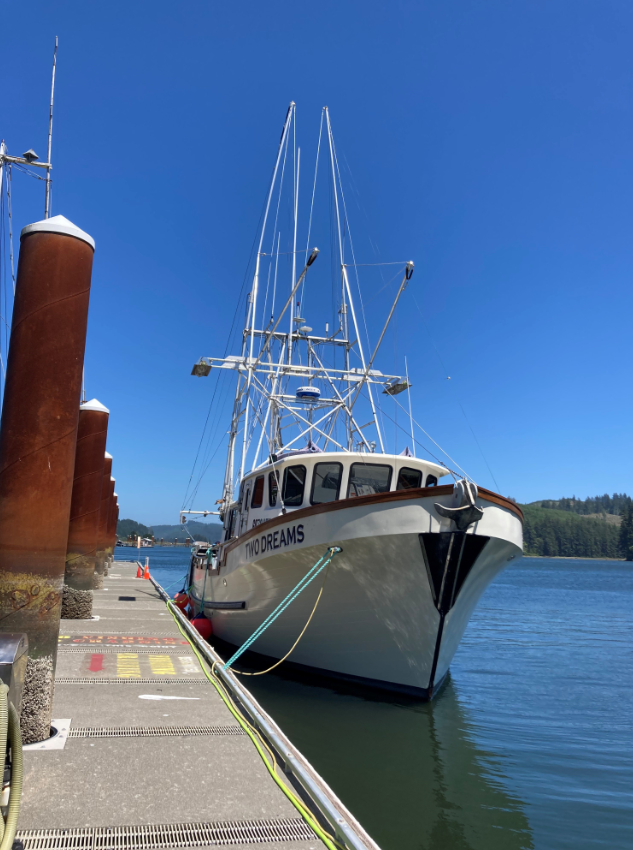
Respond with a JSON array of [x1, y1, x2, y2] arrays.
[[245, 524, 304, 559]]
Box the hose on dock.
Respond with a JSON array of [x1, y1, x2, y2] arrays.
[[166, 600, 345, 850], [0, 684, 23, 850]]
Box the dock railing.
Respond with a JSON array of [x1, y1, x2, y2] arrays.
[[150, 575, 382, 850]]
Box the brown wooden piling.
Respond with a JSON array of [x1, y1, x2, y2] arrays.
[[0, 215, 94, 743]]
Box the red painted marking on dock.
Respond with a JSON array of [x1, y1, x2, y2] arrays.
[[58, 635, 189, 646], [89, 654, 104, 672]]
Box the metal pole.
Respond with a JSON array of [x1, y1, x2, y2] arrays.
[[349, 263, 413, 413], [44, 37, 58, 219], [288, 146, 300, 360], [406, 356, 415, 457], [242, 103, 295, 481]]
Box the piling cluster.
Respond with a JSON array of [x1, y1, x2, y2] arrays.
[[0, 214, 120, 743]]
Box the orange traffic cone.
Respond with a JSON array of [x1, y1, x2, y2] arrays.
[[136, 564, 142, 578], [143, 561, 150, 580]]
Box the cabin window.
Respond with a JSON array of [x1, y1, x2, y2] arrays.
[[347, 463, 392, 498], [282, 465, 306, 507], [396, 467, 422, 490], [426, 474, 438, 487], [268, 471, 280, 507], [228, 508, 238, 539], [251, 476, 265, 509], [311, 462, 343, 505]]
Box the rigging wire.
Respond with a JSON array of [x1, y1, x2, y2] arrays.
[[261, 127, 291, 328], [181, 200, 268, 511], [409, 290, 500, 491], [300, 108, 324, 310], [359, 388, 459, 480]]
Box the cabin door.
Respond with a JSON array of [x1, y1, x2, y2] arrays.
[[240, 484, 251, 535]]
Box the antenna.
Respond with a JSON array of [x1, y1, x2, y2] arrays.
[[44, 37, 58, 219]]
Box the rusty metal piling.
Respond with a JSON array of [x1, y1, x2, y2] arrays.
[[0, 215, 94, 743]]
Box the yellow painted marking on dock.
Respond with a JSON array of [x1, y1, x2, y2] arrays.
[[148, 654, 176, 675], [117, 653, 141, 678], [178, 656, 198, 674]]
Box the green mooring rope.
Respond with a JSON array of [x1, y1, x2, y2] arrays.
[[223, 546, 342, 671]]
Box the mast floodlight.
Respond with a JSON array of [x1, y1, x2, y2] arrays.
[[383, 379, 410, 396], [22, 149, 39, 162], [307, 248, 319, 266], [191, 359, 211, 377]]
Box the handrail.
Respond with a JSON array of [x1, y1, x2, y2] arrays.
[[150, 574, 381, 850]]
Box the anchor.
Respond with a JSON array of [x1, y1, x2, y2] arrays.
[[434, 479, 484, 530]]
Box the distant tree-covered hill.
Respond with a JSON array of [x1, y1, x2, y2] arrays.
[[529, 493, 631, 516], [150, 521, 223, 543], [117, 518, 154, 539], [116, 519, 223, 543], [520, 505, 621, 559]]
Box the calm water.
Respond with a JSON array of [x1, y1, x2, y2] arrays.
[[116, 549, 633, 850]]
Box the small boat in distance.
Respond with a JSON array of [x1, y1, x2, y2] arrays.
[[185, 104, 523, 698]]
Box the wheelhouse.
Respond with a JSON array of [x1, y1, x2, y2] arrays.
[[221, 451, 449, 543]]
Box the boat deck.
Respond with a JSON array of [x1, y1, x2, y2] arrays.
[[16, 561, 337, 850]]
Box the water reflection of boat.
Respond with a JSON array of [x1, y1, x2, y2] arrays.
[[243, 672, 533, 850]]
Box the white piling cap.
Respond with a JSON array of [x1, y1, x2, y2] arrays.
[[113, 492, 118, 498], [110, 476, 115, 482], [104, 451, 113, 459], [80, 398, 109, 414], [21, 215, 95, 250]]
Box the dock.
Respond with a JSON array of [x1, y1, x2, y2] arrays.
[[16, 561, 378, 850]]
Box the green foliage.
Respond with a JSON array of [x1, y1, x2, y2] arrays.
[[620, 505, 633, 561], [151, 521, 223, 543], [521, 505, 621, 558], [531, 493, 631, 516], [117, 518, 153, 539]]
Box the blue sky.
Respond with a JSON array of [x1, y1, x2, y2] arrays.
[[1, 0, 632, 524]]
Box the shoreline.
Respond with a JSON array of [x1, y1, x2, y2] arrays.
[[522, 554, 626, 562]]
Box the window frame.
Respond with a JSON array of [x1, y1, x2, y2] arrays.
[[310, 462, 343, 505], [268, 471, 280, 507], [396, 466, 423, 491], [251, 475, 265, 509], [425, 474, 438, 487], [346, 462, 393, 498], [282, 464, 307, 508]]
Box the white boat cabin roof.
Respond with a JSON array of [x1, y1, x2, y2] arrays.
[[230, 450, 450, 518]]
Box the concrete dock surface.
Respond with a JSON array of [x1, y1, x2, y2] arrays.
[[17, 561, 329, 850]]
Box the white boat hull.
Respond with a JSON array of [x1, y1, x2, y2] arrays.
[[191, 487, 522, 697]]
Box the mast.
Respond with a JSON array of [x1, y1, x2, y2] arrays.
[[288, 146, 300, 361], [324, 108, 385, 452], [225, 103, 295, 503], [44, 37, 58, 219]]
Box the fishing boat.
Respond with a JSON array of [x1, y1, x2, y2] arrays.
[[185, 104, 523, 698]]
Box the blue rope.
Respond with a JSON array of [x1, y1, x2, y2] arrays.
[[223, 546, 342, 671]]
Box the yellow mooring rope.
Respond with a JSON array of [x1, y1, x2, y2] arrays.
[[165, 600, 345, 850]]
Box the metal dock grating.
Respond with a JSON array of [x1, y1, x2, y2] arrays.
[[68, 724, 245, 738], [58, 648, 190, 654], [55, 678, 207, 685], [17, 817, 316, 848]]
